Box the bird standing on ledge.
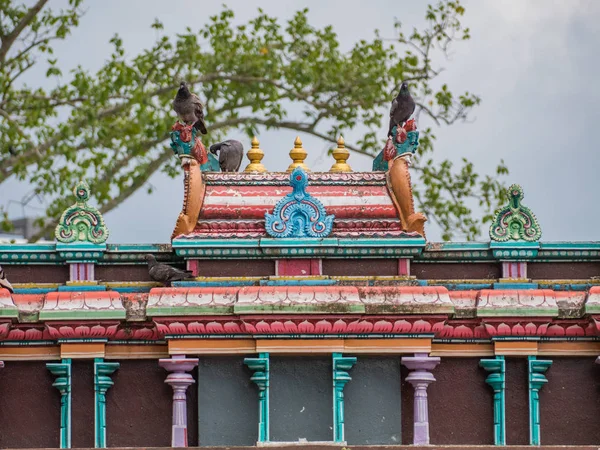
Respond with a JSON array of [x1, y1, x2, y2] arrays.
[[210, 140, 244, 172], [144, 254, 194, 286], [172, 81, 208, 135], [388, 82, 416, 137], [0, 265, 14, 293]]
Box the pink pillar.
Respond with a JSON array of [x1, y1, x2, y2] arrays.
[[501, 261, 527, 279], [159, 355, 198, 447], [398, 258, 411, 276], [401, 353, 440, 445], [69, 262, 95, 281]]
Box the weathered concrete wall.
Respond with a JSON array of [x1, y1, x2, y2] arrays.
[[344, 356, 402, 445], [5, 259, 600, 281], [270, 356, 332, 442], [71, 360, 95, 448], [322, 259, 398, 276], [195, 260, 275, 277], [0, 362, 60, 448], [528, 262, 600, 279], [197, 356, 257, 446], [6, 265, 69, 283], [427, 357, 494, 445], [106, 359, 174, 447], [540, 357, 600, 445], [411, 262, 501, 280]]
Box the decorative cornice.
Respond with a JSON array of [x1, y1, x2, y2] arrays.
[[172, 237, 426, 258], [1, 285, 600, 342], [203, 171, 387, 186], [2, 241, 600, 264]]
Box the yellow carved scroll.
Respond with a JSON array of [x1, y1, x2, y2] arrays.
[[171, 159, 205, 239], [386, 155, 427, 237]]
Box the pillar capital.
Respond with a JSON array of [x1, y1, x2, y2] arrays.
[[159, 354, 199, 373], [401, 353, 440, 372]]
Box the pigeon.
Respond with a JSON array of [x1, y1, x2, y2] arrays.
[[172, 81, 208, 135], [0, 265, 14, 293], [388, 82, 416, 137], [144, 254, 194, 285], [209, 140, 244, 172]]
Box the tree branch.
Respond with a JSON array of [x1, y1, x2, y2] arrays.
[[0, 0, 49, 63]]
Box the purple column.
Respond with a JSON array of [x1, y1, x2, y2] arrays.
[[401, 353, 440, 445], [159, 355, 198, 447]]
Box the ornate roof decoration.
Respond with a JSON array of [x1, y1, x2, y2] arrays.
[[265, 167, 334, 238], [55, 181, 109, 244], [489, 184, 541, 242]]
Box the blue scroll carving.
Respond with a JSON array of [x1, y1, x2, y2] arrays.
[[265, 167, 334, 238]]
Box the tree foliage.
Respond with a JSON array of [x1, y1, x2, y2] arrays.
[[0, 0, 508, 241]]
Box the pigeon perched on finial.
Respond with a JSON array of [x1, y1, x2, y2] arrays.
[[209, 140, 244, 172], [388, 82, 415, 137], [144, 254, 194, 285], [172, 81, 208, 134], [0, 265, 14, 293]]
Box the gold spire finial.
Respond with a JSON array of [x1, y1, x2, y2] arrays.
[[286, 136, 310, 172], [244, 136, 267, 173], [329, 135, 352, 173]]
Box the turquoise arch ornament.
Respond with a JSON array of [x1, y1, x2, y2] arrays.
[[265, 167, 334, 238]]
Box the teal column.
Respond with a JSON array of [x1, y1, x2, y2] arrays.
[[332, 353, 357, 443], [47, 359, 72, 449], [244, 353, 270, 443], [480, 356, 505, 446], [528, 356, 551, 446], [94, 358, 119, 448]]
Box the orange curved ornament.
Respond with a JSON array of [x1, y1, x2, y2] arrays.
[[386, 156, 427, 237], [171, 159, 205, 239]]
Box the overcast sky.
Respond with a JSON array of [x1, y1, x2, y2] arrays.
[[2, 0, 600, 243]]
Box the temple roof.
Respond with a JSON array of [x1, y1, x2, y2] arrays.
[[178, 172, 416, 240]]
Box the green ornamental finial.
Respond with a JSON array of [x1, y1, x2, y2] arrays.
[[55, 181, 109, 244], [489, 184, 541, 242]]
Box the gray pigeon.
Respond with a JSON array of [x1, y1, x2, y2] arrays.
[[0, 265, 14, 293], [172, 82, 207, 135], [209, 140, 244, 172], [388, 82, 416, 137], [144, 254, 194, 285]]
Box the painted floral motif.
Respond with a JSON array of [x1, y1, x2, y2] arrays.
[[489, 184, 542, 242], [265, 167, 334, 238], [54, 181, 109, 244]]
